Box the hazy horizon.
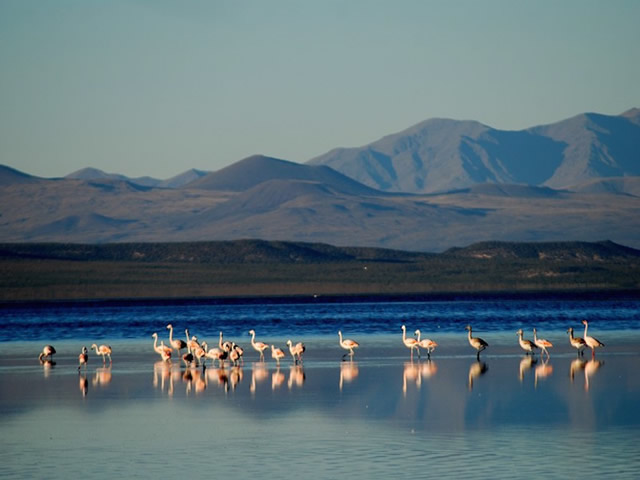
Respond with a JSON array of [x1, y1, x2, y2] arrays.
[[2, 1, 639, 179]]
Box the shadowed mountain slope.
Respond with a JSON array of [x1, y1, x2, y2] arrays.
[[188, 154, 384, 196], [309, 109, 640, 194]]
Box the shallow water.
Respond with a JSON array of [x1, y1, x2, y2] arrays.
[[1, 295, 639, 479]]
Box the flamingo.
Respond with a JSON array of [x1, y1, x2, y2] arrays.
[[414, 329, 438, 358], [185, 329, 200, 354], [229, 344, 242, 366], [286, 340, 306, 364], [517, 329, 538, 355], [338, 331, 359, 359], [533, 328, 553, 359], [271, 344, 286, 366], [38, 345, 56, 362], [159, 341, 172, 362], [232, 342, 244, 363], [582, 320, 604, 358], [249, 329, 269, 360], [219, 331, 232, 353], [152, 332, 172, 361], [401, 325, 420, 359], [181, 352, 195, 368], [202, 341, 227, 367], [91, 344, 112, 364], [465, 325, 488, 359], [166, 324, 187, 356], [78, 346, 88, 371], [192, 344, 206, 367], [567, 327, 586, 356]]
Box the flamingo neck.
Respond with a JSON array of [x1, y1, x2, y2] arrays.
[[415, 330, 421, 342], [583, 323, 589, 338]]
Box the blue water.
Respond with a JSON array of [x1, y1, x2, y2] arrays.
[[1, 294, 640, 479], [1, 293, 638, 342]]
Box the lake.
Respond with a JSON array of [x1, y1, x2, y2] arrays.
[[1, 293, 639, 479]]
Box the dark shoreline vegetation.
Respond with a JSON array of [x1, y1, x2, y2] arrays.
[[1, 239, 639, 303]]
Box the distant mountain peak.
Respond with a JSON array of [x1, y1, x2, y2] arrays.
[[188, 154, 381, 195], [309, 108, 640, 193]]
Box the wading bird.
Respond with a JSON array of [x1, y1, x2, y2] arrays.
[[582, 320, 604, 358], [533, 328, 553, 359], [152, 333, 172, 361], [185, 329, 200, 355], [91, 344, 112, 364], [517, 329, 537, 355], [166, 324, 187, 357], [567, 327, 586, 356], [465, 325, 488, 360], [401, 325, 420, 359], [249, 329, 269, 360], [202, 342, 227, 367], [78, 346, 88, 371], [38, 345, 56, 362], [286, 340, 305, 364], [414, 329, 438, 358], [271, 345, 286, 366], [338, 331, 359, 359]]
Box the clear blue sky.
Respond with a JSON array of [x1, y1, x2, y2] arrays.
[[1, 0, 639, 179]]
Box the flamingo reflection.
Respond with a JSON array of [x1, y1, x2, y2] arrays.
[[420, 359, 438, 380], [468, 361, 488, 391], [78, 373, 88, 397], [339, 361, 359, 391], [229, 365, 243, 390], [519, 355, 537, 382], [584, 359, 604, 391], [153, 360, 172, 393], [93, 365, 112, 387], [403, 361, 420, 395], [185, 368, 206, 394], [288, 365, 305, 389], [271, 367, 286, 390], [40, 359, 56, 377], [534, 359, 553, 389], [250, 362, 269, 394], [569, 358, 586, 383], [207, 367, 230, 392]]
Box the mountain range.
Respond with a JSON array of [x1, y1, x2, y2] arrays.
[[1, 109, 639, 252], [309, 108, 640, 193]]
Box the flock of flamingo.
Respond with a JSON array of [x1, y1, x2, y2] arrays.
[[36, 320, 604, 370]]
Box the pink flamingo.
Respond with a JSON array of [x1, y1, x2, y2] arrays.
[[338, 331, 359, 359], [414, 329, 438, 358], [533, 328, 553, 359], [401, 325, 419, 359], [582, 320, 604, 358]]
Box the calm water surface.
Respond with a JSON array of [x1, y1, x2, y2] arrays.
[[1, 295, 639, 479]]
